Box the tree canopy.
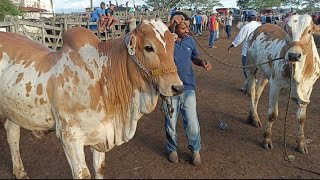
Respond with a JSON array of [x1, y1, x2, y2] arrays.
[[237, 0, 320, 10], [0, 0, 22, 21], [143, 0, 222, 11]]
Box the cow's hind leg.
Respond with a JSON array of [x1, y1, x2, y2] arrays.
[[246, 67, 263, 127], [296, 105, 308, 154], [263, 83, 280, 150], [4, 119, 29, 179], [62, 141, 91, 179], [91, 147, 106, 179]]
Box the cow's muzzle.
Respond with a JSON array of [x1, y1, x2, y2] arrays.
[[171, 85, 183, 95], [288, 52, 301, 62]]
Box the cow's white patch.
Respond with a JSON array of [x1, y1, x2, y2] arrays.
[[287, 15, 312, 41], [149, 19, 168, 53]]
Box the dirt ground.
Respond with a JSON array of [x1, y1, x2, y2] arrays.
[[1, 26, 320, 179]]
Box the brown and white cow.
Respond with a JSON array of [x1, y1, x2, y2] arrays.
[[0, 19, 183, 179], [245, 15, 320, 154]]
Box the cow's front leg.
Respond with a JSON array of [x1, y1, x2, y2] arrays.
[[263, 84, 280, 150], [296, 105, 308, 154], [62, 141, 91, 179], [91, 147, 106, 179], [4, 119, 29, 179]]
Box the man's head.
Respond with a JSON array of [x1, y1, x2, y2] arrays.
[[100, 2, 106, 9], [212, 11, 218, 16], [170, 11, 190, 38], [247, 11, 257, 21], [110, 4, 116, 10]]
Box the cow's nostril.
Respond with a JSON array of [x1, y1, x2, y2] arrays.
[[288, 52, 301, 62], [171, 85, 183, 95]]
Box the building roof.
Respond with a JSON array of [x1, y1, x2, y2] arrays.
[[19, 6, 48, 12]]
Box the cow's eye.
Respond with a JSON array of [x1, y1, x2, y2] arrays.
[[144, 46, 154, 52], [308, 29, 312, 34]]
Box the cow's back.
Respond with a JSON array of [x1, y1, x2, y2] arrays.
[[61, 27, 100, 52], [247, 24, 288, 78]]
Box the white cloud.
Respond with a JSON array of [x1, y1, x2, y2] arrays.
[[221, 0, 238, 8], [55, 0, 144, 13]]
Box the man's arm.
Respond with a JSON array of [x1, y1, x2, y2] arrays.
[[192, 57, 212, 70], [228, 26, 247, 53], [166, 15, 185, 30]]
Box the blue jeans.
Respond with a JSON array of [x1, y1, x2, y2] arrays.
[[196, 24, 202, 35], [163, 90, 201, 153], [215, 28, 219, 39], [242, 55, 247, 79], [209, 30, 216, 47], [226, 25, 231, 38]]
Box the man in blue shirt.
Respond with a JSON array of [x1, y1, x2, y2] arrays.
[[90, 2, 107, 32], [165, 11, 212, 166], [195, 12, 203, 36]]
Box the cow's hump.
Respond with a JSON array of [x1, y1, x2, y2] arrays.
[[62, 27, 100, 52]]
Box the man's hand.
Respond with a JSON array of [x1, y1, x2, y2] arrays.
[[202, 61, 212, 71], [228, 44, 234, 54], [171, 15, 185, 25]]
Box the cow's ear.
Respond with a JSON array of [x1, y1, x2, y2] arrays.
[[126, 34, 137, 55], [129, 34, 137, 49], [313, 24, 320, 33]]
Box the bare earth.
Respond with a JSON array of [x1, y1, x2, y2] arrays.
[[1, 26, 320, 179]]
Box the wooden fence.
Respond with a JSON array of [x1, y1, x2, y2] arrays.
[[0, 11, 172, 50]]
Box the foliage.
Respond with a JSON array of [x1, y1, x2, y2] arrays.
[[237, 0, 287, 10], [0, 0, 22, 21], [143, 0, 222, 11]]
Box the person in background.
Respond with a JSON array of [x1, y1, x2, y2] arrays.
[[195, 11, 203, 36], [127, 13, 136, 32], [105, 4, 118, 31], [225, 11, 233, 38], [90, 2, 108, 32], [215, 12, 223, 41], [260, 13, 266, 24], [165, 11, 212, 166], [227, 11, 261, 93], [208, 11, 217, 48]]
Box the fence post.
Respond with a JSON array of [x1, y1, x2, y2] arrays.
[[40, 19, 46, 45], [13, 17, 19, 33]]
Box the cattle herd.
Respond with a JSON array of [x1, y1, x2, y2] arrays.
[[0, 14, 319, 179]]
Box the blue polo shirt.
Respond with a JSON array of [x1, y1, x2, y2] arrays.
[[174, 36, 199, 91], [195, 15, 202, 24], [90, 7, 105, 22]]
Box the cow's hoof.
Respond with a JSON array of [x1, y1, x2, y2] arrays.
[[15, 172, 29, 179], [252, 120, 262, 128], [247, 115, 262, 127], [263, 141, 273, 150], [297, 144, 308, 154]]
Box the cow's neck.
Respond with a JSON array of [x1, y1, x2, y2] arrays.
[[97, 38, 159, 147]]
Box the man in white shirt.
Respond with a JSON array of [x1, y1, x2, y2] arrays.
[[227, 10, 261, 93], [225, 11, 234, 38]]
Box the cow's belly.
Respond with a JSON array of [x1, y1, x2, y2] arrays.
[[0, 62, 55, 130], [0, 93, 55, 130]]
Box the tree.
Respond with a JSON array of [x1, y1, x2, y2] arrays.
[[0, 0, 22, 21], [237, 0, 287, 10], [301, 0, 320, 9], [144, 0, 222, 11]]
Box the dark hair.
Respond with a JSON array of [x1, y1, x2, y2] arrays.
[[100, 2, 105, 6], [248, 15, 256, 21], [170, 11, 190, 21]]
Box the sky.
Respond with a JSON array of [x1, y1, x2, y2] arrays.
[[55, 0, 238, 13]]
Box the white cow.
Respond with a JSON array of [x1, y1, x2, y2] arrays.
[[245, 15, 320, 153], [0, 19, 183, 178]]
